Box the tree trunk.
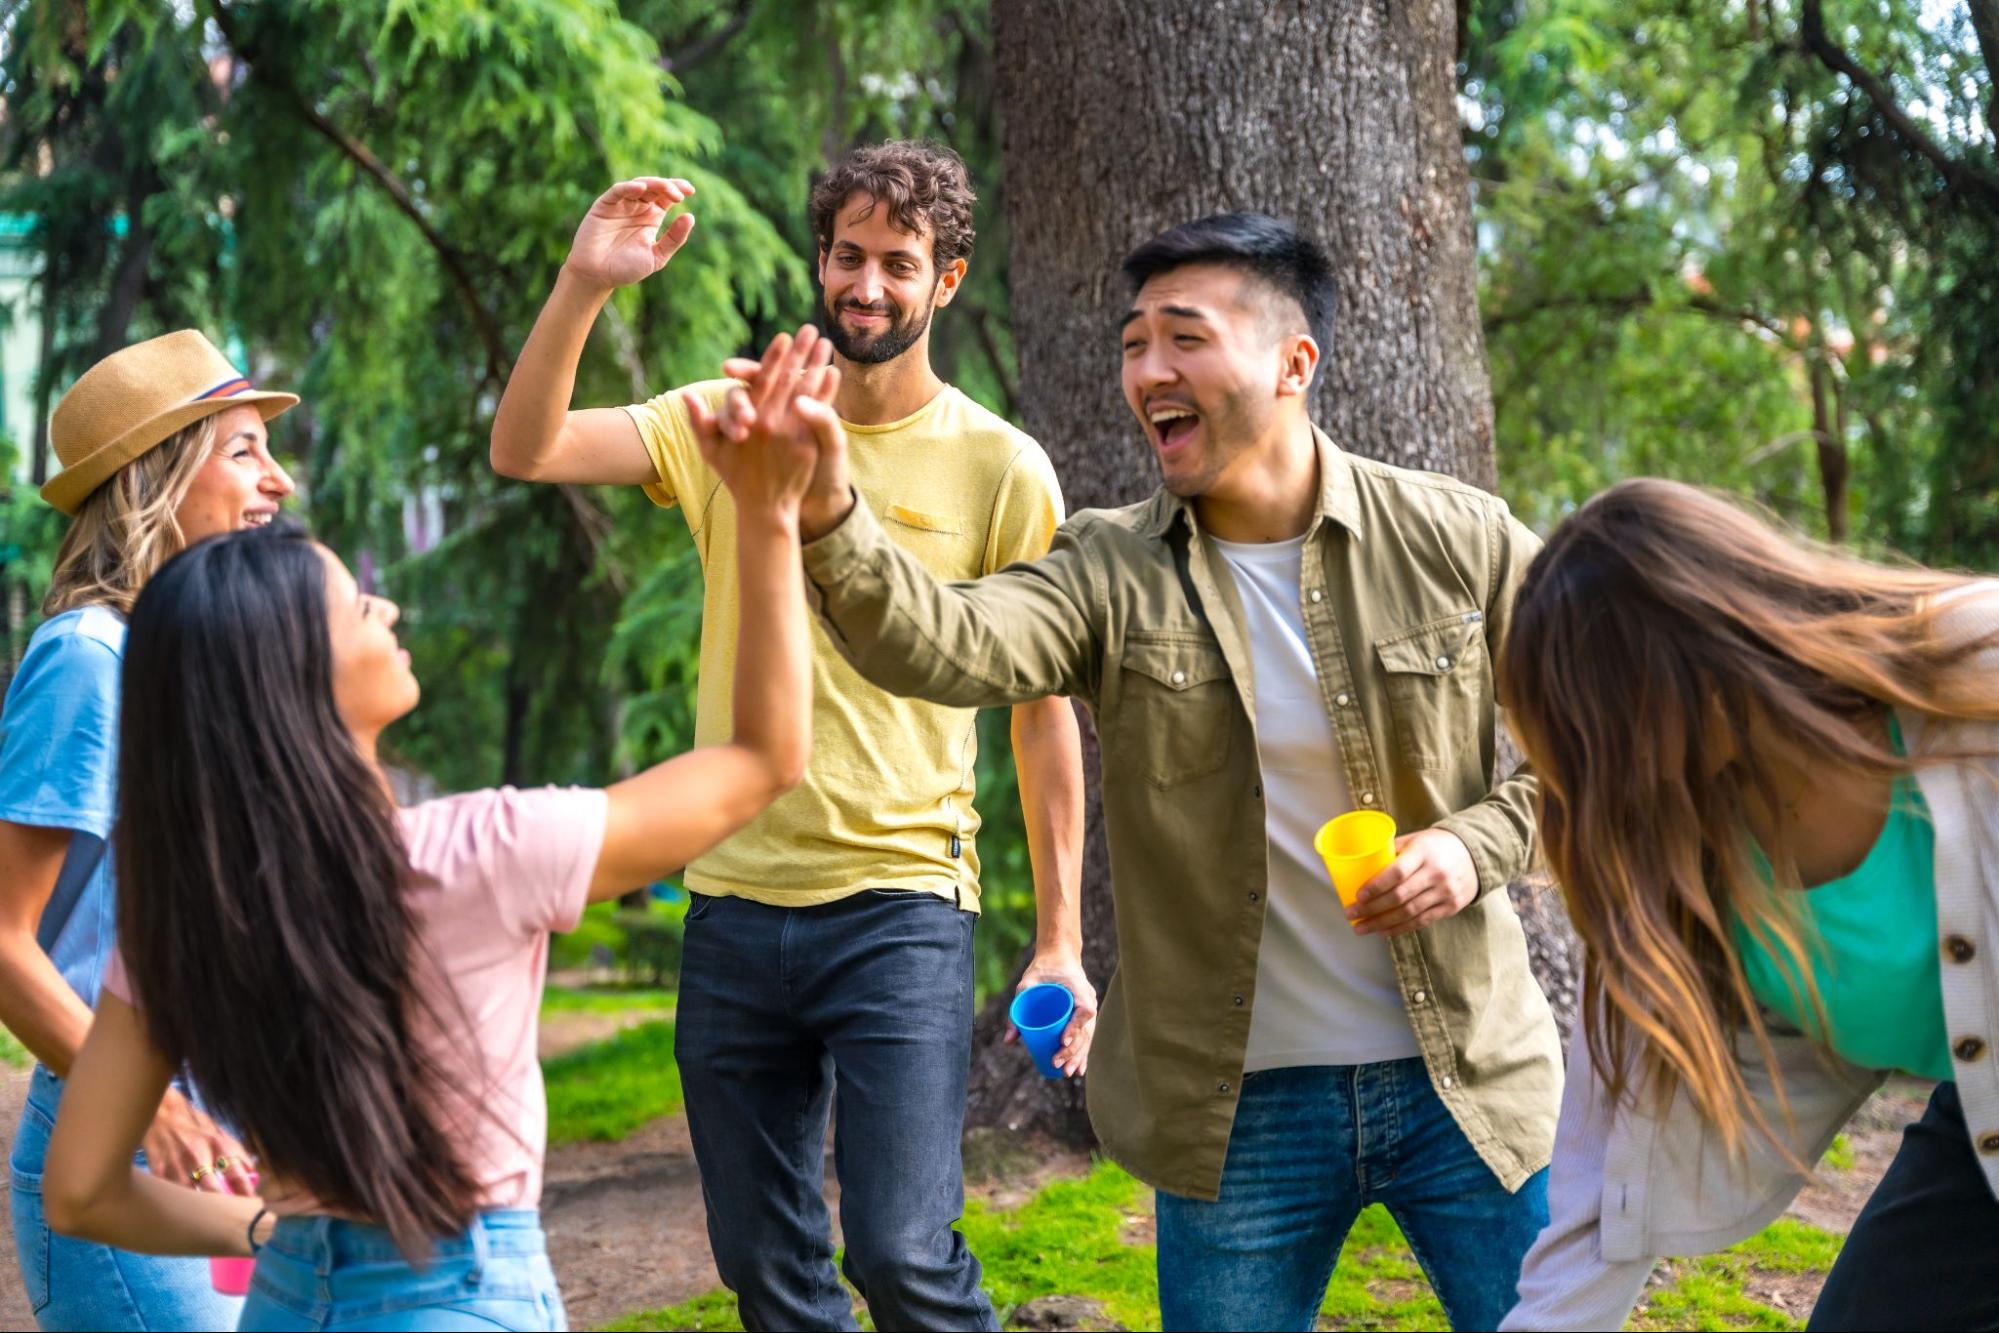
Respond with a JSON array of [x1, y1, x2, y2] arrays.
[[971, 0, 1577, 1143]]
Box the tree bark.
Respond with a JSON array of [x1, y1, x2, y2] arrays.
[[973, 0, 1576, 1143]]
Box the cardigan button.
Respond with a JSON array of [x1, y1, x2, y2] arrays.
[[1945, 935, 1977, 964], [1956, 1036, 1988, 1062], [1980, 1133, 1999, 1155]]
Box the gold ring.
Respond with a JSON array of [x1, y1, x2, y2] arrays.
[[190, 1166, 210, 1183], [213, 1156, 233, 1173]]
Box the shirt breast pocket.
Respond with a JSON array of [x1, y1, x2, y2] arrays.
[[1116, 632, 1235, 788], [883, 504, 980, 579], [1373, 611, 1489, 773]]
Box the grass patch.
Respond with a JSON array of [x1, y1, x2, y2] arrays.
[[542, 1019, 682, 1146], [592, 1163, 1849, 1332], [1317, 1205, 1449, 1330], [0, 1028, 29, 1069], [601, 1290, 743, 1331], [542, 985, 676, 1015], [1821, 1133, 1855, 1172], [964, 1159, 1158, 1329]]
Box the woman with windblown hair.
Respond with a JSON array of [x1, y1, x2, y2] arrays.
[[1497, 479, 1999, 1332]]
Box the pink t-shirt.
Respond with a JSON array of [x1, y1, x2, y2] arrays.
[[104, 785, 608, 1212]]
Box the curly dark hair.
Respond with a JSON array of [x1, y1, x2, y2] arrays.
[[809, 140, 976, 269]]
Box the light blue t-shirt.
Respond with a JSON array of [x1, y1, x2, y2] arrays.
[[0, 606, 125, 1009]]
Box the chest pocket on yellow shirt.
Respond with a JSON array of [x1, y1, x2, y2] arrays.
[[1373, 611, 1489, 773], [1116, 632, 1236, 788], [884, 504, 980, 579]]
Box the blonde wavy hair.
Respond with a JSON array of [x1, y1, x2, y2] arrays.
[[1499, 478, 1998, 1164], [44, 416, 219, 617]]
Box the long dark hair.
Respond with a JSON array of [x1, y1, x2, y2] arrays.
[[1499, 478, 1996, 1163], [117, 523, 480, 1255]]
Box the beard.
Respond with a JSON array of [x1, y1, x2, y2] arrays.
[[1155, 385, 1273, 499], [822, 289, 935, 364]]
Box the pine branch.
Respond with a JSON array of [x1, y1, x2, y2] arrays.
[[205, 0, 510, 382], [1798, 0, 1999, 206]]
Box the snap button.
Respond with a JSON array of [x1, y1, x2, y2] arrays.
[[1219, 1081, 1231, 1094], [1171, 669, 1187, 685], [1361, 792, 1376, 806], [1248, 891, 1260, 903], [1945, 935, 1977, 964], [1956, 1036, 1988, 1062], [1252, 784, 1263, 799], [1232, 995, 1244, 1006], [1439, 1075, 1455, 1090], [1981, 1133, 1999, 1155], [1335, 692, 1351, 707], [1309, 589, 1324, 603], [1412, 990, 1427, 1005], [1435, 655, 1452, 671]]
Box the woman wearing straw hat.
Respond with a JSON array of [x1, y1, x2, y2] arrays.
[[0, 330, 298, 1330]]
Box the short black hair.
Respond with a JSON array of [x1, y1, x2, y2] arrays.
[[1121, 213, 1337, 354]]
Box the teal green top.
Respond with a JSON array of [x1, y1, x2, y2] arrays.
[[1734, 717, 1953, 1081]]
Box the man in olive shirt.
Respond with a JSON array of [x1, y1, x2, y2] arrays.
[[732, 214, 1562, 1330]]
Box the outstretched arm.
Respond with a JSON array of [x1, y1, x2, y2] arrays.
[[491, 177, 698, 485]]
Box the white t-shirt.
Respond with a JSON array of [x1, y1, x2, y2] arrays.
[[1210, 534, 1419, 1071]]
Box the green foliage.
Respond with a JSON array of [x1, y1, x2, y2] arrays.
[[541, 984, 677, 1014], [0, 1025, 28, 1070], [1822, 1133, 1855, 1172], [542, 1018, 684, 1145], [1473, 0, 1999, 566]]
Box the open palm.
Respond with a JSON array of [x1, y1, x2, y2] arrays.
[[564, 177, 697, 290]]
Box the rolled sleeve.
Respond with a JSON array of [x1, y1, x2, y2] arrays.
[[0, 629, 121, 839]]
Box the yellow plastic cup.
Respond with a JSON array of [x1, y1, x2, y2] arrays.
[[1313, 810, 1398, 907]]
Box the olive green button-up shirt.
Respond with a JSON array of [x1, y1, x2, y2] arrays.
[[801, 426, 1562, 1200]]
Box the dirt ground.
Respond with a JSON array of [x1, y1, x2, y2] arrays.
[[0, 1062, 1932, 1331]]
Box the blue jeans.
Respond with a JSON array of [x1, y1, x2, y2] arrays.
[[675, 889, 996, 1332], [238, 1209, 563, 1331], [1155, 1060, 1550, 1332], [9, 1065, 243, 1331]]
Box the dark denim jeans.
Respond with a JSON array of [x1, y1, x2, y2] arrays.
[[1155, 1060, 1549, 1332], [1808, 1081, 1999, 1331], [674, 889, 997, 1333]]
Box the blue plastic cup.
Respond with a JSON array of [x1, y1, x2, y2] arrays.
[[1009, 983, 1075, 1079]]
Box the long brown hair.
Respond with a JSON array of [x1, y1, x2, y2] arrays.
[[1499, 478, 1997, 1160], [43, 416, 215, 616], [116, 525, 482, 1256]]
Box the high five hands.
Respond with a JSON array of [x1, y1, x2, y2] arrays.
[[714, 333, 857, 539], [686, 326, 842, 517], [562, 177, 698, 292]]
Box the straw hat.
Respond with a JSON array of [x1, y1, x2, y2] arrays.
[[41, 330, 300, 515]]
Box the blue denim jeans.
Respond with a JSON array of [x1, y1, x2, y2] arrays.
[[238, 1209, 563, 1331], [1155, 1060, 1550, 1332], [675, 889, 997, 1333], [9, 1065, 243, 1331]]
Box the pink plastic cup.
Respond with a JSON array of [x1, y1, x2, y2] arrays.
[[209, 1170, 259, 1296]]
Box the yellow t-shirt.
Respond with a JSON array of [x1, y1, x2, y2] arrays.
[[621, 381, 1065, 910]]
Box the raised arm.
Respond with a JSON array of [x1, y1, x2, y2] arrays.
[[490, 178, 698, 485], [584, 330, 830, 901]]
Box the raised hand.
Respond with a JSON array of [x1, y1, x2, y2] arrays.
[[562, 177, 697, 293], [719, 346, 854, 540], [688, 326, 839, 517]]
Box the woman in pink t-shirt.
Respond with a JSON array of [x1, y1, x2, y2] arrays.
[[37, 331, 837, 1330]]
